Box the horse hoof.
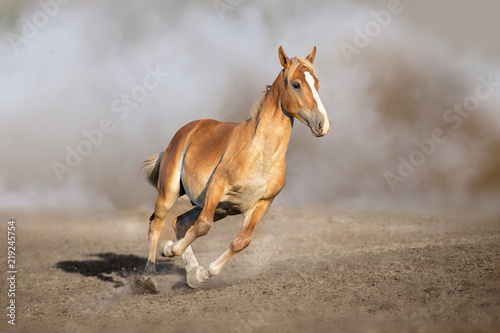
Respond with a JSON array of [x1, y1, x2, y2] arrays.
[[161, 240, 175, 257], [186, 266, 209, 289], [135, 275, 160, 294]]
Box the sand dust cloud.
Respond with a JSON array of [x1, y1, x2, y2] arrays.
[[1, 0, 499, 212]]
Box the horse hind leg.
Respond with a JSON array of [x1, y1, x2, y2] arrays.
[[144, 203, 165, 277], [143, 130, 189, 279], [143, 190, 179, 278], [143, 164, 183, 278]]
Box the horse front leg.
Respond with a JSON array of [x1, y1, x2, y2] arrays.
[[162, 207, 228, 275], [186, 199, 272, 288], [163, 207, 202, 272], [162, 180, 226, 259]]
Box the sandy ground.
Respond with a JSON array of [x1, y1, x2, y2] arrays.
[[1, 202, 499, 333]]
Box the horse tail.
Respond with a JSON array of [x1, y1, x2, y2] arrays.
[[140, 151, 164, 189]]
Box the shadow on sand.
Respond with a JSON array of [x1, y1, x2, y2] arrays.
[[56, 252, 185, 289]]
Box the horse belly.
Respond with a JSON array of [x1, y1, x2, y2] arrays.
[[222, 164, 286, 213], [218, 183, 266, 213]]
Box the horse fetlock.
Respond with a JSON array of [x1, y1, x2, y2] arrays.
[[207, 262, 222, 277], [182, 250, 200, 272], [172, 241, 187, 256], [183, 257, 199, 272], [161, 240, 175, 257], [186, 266, 210, 288]]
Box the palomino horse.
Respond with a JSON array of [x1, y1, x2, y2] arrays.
[[141, 46, 330, 288]]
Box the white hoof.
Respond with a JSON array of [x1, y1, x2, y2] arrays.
[[186, 266, 210, 288], [161, 240, 175, 257]]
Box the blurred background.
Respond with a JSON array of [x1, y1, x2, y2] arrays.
[[1, 0, 499, 212]]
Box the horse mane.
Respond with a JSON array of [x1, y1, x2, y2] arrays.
[[250, 85, 271, 118]]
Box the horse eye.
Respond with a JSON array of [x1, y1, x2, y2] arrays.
[[292, 82, 301, 90]]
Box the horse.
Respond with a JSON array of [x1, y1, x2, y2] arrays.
[[140, 46, 330, 288]]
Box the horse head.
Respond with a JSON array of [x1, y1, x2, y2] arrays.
[[278, 46, 331, 137]]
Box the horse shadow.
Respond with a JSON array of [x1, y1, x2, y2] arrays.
[[56, 252, 185, 288]]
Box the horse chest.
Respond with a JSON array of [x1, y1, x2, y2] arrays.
[[223, 154, 286, 207]]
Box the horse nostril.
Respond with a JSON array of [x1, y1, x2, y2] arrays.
[[317, 121, 323, 132]]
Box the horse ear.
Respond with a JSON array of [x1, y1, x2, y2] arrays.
[[306, 46, 316, 64], [278, 46, 291, 69]]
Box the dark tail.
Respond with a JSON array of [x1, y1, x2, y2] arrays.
[[139, 151, 164, 189]]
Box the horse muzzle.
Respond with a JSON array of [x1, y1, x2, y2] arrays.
[[307, 111, 331, 137]]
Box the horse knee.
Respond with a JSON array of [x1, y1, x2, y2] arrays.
[[195, 216, 213, 237], [230, 234, 251, 253]]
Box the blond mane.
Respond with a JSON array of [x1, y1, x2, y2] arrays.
[[250, 85, 271, 118]]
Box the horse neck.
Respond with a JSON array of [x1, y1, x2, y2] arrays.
[[250, 71, 293, 157]]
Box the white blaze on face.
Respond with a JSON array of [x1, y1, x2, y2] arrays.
[[304, 71, 330, 135]]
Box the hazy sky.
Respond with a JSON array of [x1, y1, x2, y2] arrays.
[[1, 1, 499, 212]]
